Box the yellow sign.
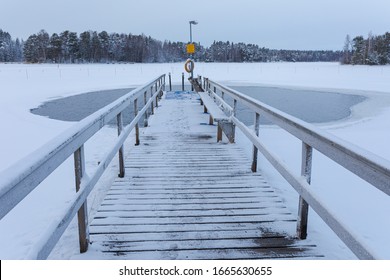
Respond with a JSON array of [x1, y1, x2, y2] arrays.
[[187, 43, 195, 54]]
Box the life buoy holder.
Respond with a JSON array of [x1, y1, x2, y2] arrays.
[[184, 59, 195, 73]]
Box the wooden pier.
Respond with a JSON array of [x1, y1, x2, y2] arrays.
[[88, 91, 321, 259]]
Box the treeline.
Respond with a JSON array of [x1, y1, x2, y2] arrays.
[[1, 28, 342, 64], [0, 29, 23, 62], [342, 32, 390, 65], [203, 41, 340, 62]]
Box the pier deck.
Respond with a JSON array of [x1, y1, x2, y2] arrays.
[[88, 91, 321, 259]]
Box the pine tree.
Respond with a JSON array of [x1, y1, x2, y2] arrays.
[[0, 29, 13, 62], [79, 31, 92, 62], [13, 38, 24, 62], [91, 32, 101, 62], [98, 31, 109, 62], [351, 36, 366, 65], [47, 33, 62, 63], [36, 30, 49, 62], [68, 32, 79, 63], [342, 35, 351, 64], [23, 34, 40, 63]]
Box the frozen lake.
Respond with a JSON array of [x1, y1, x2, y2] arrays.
[[3, 63, 390, 260], [31, 85, 365, 125]]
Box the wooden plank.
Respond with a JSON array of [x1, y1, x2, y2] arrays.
[[111, 180, 269, 186], [97, 237, 303, 252], [91, 229, 286, 242], [98, 202, 285, 212], [93, 208, 291, 218], [109, 183, 270, 188], [106, 188, 273, 195], [89, 220, 297, 235], [90, 215, 296, 226], [100, 197, 283, 205], [89, 246, 320, 260]]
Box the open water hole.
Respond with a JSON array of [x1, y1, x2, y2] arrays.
[[30, 85, 365, 126]]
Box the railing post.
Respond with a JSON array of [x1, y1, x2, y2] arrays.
[[169, 73, 172, 91], [150, 87, 154, 115], [155, 85, 159, 108], [217, 123, 223, 142], [182, 72, 185, 91], [159, 78, 164, 98], [73, 145, 89, 253], [163, 75, 166, 91], [134, 99, 140, 146], [117, 113, 125, 178], [143, 91, 148, 127], [297, 142, 313, 239], [251, 112, 260, 172], [233, 99, 237, 116], [222, 91, 225, 100]]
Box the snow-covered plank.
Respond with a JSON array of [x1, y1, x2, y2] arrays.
[[89, 220, 296, 235], [90, 229, 286, 242], [97, 202, 284, 212], [105, 188, 272, 195], [93, 208, 291, 218], [100, 198, 282, 206], [97, 237, 303, 252], [87, 246, 321, 260]]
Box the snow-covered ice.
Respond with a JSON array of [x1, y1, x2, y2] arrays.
[[0, 62, 390, 259]]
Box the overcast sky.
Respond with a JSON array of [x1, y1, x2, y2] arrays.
[[1, 0, 390, 50]]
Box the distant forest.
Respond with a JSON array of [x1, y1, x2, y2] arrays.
[[0, 29, 343, 64], [341, 32, 390, 65], [2, 28, 387, 65]]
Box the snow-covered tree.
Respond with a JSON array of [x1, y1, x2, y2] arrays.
[[23, 34, 40, 63], [351, 36, 366, 65], [342, 35, 351, 64], [47, 33, 62, 63]]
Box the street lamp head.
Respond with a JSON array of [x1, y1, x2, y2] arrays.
[[189, 20, 198, 25]]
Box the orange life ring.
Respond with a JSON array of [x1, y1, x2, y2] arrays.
[[184, 59, 194, 73]]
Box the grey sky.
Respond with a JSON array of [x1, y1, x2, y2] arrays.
[[1, 0, 390, 50]]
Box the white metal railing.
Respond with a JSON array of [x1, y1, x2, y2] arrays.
[[204, 77, 390, 260], [0, 74, 165, 259]]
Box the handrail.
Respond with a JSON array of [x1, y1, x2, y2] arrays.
[[0, 74, 165, 259], [204, 78, 390, 259]]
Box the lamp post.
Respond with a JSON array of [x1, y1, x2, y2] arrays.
[[189, 20, 198, 43], [189, 20, 198, 89]]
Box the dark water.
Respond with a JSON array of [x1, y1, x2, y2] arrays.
[[228, 86, 366, 125], [30, 85, 365, 126], [31, 88, 136, 125]]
